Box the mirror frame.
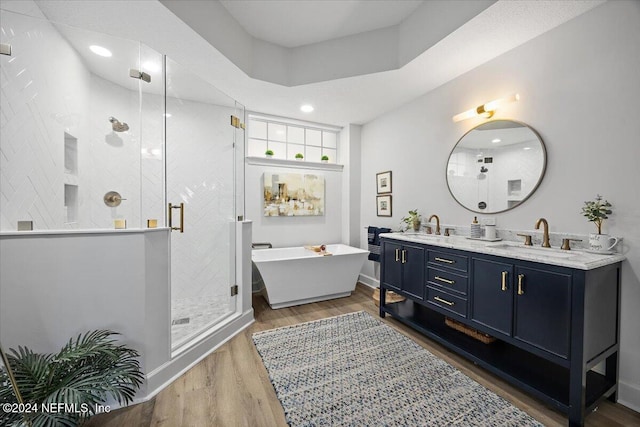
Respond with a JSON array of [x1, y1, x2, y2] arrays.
[[446, 119, 547, 214]]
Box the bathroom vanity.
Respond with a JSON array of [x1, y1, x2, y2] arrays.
[[379, 233, 624, 427]]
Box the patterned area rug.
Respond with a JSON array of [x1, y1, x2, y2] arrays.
[[253, 311, 543, 426]]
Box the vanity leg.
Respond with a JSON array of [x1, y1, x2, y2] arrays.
[[606, 351, 619, 402], [379, 286, 386, 318], [568, 366, 586, 427]]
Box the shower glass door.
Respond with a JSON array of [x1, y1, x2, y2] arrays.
[[165, 57, 240, 351]]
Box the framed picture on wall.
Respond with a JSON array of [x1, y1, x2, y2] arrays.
[[376, 171, 392, 194], [376, 195, 392, 217]]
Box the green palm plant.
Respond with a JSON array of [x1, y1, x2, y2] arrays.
[[0, 330, 144, 427]]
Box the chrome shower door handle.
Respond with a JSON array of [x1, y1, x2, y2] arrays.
[[168, 202, 185, 233]]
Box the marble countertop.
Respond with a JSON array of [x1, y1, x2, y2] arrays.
[[380, 232, 625, 270]]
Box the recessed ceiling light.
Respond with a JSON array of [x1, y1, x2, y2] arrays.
[[300, 104, 314, 113], [89, 45, 112, 57], [163, 113, 172, 118], [142, 61, 161, 73], [523, 147, 531, 150], [491, 138, 501, 143]]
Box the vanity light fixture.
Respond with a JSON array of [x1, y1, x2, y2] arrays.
[[89, 45, 112, 57], [452, 93, 520, 122], [300, 104, 314, 113]]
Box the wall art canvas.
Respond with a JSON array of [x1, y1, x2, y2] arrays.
[[263, 173, 325, 216]]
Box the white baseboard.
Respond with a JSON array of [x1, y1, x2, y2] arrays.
[[618, 379, 640, 413], [106, 309, 255, 411], [358, 273, 378, 289]]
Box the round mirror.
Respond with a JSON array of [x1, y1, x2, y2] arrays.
[[446, 120, 546, 214]]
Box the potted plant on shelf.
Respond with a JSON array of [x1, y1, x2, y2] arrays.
[[0, 330, 144, 427], [321, 155, 329, 163], [581, 195, 618, 252], [295, 153, 304, 161], [265, 149, 274, 158], [401, 209, 421, 232]]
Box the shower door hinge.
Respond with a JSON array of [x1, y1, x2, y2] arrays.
[[0, 43, 11, 56], [230, 285, 239, 296], [129, 68, 151, 83], [230, 115, 245, 129]]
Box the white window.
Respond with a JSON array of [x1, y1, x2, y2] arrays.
[[247, 115, 340, 164]]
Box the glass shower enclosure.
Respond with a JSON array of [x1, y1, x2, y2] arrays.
[[0, 8, 244, 351]]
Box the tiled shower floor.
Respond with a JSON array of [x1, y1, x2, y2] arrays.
[[171, 294, 232, 348]]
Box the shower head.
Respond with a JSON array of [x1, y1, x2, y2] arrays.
[[109, 116, 129, 132]]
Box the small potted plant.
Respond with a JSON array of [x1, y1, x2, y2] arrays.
[[581, 195, 618, 252], [401, 209, 421, 232], [265, 149, 274, 158], [321, 155, 329, 163], [295, 153, 304, 161]]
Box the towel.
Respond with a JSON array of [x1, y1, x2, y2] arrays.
[[368, 226, 391, 262]]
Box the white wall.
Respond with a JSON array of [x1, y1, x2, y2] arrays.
[[0, 230, 170, 383], [359, 1, 640, 410], [246, 163, 343, 247]]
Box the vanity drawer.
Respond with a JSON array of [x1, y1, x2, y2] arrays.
[[425, 286, 467, 318], [428, 249, 468, 273], [427, 267, 468, 296]]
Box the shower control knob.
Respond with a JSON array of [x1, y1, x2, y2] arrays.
[[104, 191, 126, 207]]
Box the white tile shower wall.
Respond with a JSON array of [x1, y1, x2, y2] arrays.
[[81, 75, 142, 229], [165, 96, 236, 303], [359, 1, 640, 409], [0, 8, 147, 231], [0, 9, 90, 230]]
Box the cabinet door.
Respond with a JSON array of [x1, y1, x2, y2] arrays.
[[471, 258, 513, 337], [514, 266, 572, 359], [401, 244, 425, 300], [382, 241, 402, 291]]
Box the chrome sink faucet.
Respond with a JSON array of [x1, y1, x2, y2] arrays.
[[535, 218, 551, 248], [428, 214, 441, 235]]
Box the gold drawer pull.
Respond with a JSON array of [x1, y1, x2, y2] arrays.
[[401, 250, 407, 264], [518, 274, 525, 295], [435, 257, 454, 264], [395, 248, 400, 262], [434, 296, 455, 306], [435, 276, 455, 285], [501, 271, 508, 291]]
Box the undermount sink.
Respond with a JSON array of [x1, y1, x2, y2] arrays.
[[403, 233, 448, 243], [489, 243, 576, 259]]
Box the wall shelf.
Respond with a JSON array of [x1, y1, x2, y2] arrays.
[[246, 156, 343, 171]]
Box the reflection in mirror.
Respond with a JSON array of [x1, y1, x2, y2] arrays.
[[447, 120, 546, 214]]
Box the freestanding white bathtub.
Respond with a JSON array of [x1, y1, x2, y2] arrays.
[[252, 244, 369, 309]]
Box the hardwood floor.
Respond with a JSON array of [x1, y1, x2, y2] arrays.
[[88, 284, 640, 427]]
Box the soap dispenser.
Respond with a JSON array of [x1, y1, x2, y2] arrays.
[[470, 216, 482, 238]]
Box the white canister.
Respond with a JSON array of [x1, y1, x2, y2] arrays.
[[485, 225, 496, 240]]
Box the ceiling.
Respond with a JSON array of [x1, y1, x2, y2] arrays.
[[219, 0, 424, 48], [9, 0, 608, 128]]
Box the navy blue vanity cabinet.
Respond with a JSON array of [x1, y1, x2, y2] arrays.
[[513, 265, 572, 359], [381, 240, 425, 301], [382, 241, 403, 292], [380, 236, 622, 427], [426, 248, 470, 320], [470, 258, 514, 337]]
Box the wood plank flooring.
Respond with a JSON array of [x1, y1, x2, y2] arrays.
[[87, 284, 640, 427]]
